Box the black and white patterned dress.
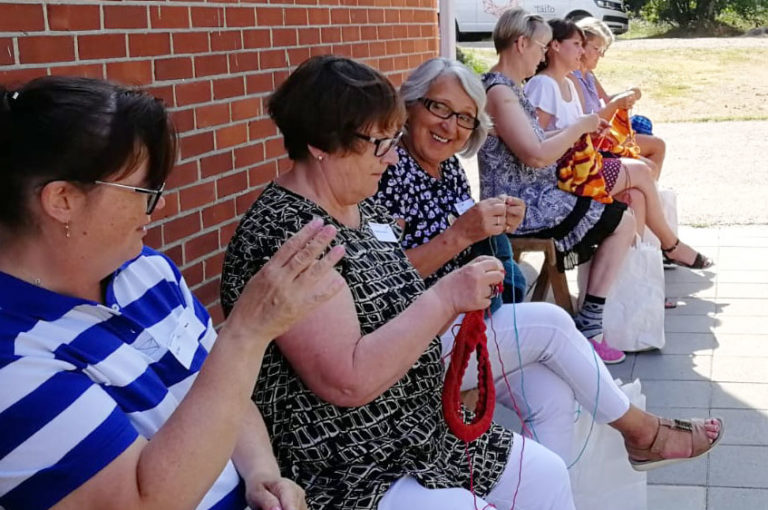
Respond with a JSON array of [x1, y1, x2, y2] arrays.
[[375, 145, 473, 287], [478, 72, 627, 271], [220, 183, 513, 510]]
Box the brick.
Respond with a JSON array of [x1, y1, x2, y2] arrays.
[[298, 27, 321, 46], [0, 3, 45, 31], [195, 103, 230, 128], [368, 8, 385, 23], [285, 7, 308, 25], [360, 25, 378, 40], [18, 36, 74, 64], [236, 188, 264, 215], [256, 7, 283, 25], [243, 29, 270, 49], [144, 225, 163, 250], [163, 211, 202, 244], [200, 151, 234, 178], [146, 84, 174, 106], [228, 51, 260, 73], [207, 302, 225, 326], [180, 181, 216, 211], [165, 244, 184, 268], [191, 6, 224, 28], [247, 118, 275, 139], [180, 131, 215, 160], [182, 261, 204, 288], [185, 230, 219, 263], [218, 221, 241, 252], [167, 160, 199, 189], [0, 38, 14, 65], [277, 156, 292, 174], [78, 34, 126, 61], [170, 107, 194, 132], [155, 57, 194, 81], [175, 81, 211, 106], [202, 199, 236, 228], [341, 26, 361, 42], [104, 5, 148, 29], [247, 161, 278, 188], [234, 143, 264, 168], [352, 42, 369, 58], [149, 190, 179, 222], [264, 137, 285, 159], [350, 8, 368, 23], [272, 28, 297, 47], [287, 47, 311, 66], [307, 7, 330, 24], [195, 54, 228, 77], [105, 60, 153, 86], [232, 98, 262, 122], [321, 27, 342, 43], [245, 73, 273, 94], [259, 49, 286, 70], [210, 30, 242, 52], [332, 43, 353, 58], [330, 8, 350, 24], [194, 278, 220, 308], [150, 5, 189, 29], [49, 63, 104, 79], [213, 76, 244, 99], [129, 33, 171, 57], [47, 4, 100, 31], [216, 123, 248, 149], [173, 32, 210, 54], [216, 171, 248, 198], [225, 6, 255, 27]]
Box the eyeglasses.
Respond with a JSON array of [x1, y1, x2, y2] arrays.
[[354, 130, 404, 157], [586, 43, 606, 56], [419, 97, 479, 130], [531, 39, 549, 55], [94, 180, 166, 215]]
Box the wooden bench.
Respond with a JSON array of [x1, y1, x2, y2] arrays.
[[510, 237, 575, 316]]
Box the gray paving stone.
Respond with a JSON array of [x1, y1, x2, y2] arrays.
[[665, 315, 718, 333], [633, 353, 712, 381], [717, 270, 768, 283], [666, 298, 718, 316], [711, 315, 768, 335], [709, 446, 768, 488], [648, 485, 706, 510], [711, 334, 768, 357], [643, 381, 712, 408], [716, 248, 768, 270], [711, 357, 768, 383], [714, 299, 768, 317], [665, 267, 717, 284], [646, 452, 709, 485], [665, 283, 717, 300], [709, 409, 768, 446], [708, 488, 768, 510], [711, 382, 768, 410], [715, 283, 768, 299], [661, 333, 717, 355]]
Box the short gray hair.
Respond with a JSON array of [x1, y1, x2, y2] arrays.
[[576, 16, 615, 49], [493, 8, 551, 54], [399, 57, 491, 157]]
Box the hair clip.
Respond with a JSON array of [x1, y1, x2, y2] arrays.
[[10, 92, 18, 100]]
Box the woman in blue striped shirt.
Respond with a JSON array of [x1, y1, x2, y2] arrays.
[[0, 76, 342, 510]]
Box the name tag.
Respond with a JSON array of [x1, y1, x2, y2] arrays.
[[167, 316, 197, 369], [368, 222, 398, 243], [455, 198, 475, 216]]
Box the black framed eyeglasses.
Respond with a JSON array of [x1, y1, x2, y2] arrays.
[[419, 97, 479, 130], [354, 130, 404, 157], [94, 180, 166, 215]]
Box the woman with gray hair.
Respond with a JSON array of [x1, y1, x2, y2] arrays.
[[375, 57, 723, 475]]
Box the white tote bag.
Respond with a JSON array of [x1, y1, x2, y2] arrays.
[[569, 379, 647, 510], [642, 187, 678, 248], [578, 236, 665, 352]]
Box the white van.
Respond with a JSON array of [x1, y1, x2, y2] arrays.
[[455, 0, 628, 36]]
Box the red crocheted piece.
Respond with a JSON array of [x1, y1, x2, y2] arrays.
[[442, 309, 496, 443]]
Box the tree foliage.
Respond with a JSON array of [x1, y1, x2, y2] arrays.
[[642, 0, 767, 27]]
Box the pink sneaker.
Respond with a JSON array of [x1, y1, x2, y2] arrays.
[[588, 334, 626, 364]]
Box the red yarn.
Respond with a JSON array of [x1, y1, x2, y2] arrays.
[[442, 308, 496, 443]]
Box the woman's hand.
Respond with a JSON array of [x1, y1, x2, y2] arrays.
[[451, 197, 507, 245], [226, 218, 347, 342], [245, 476, 307, 510], [576, 113, 602, 135], [501, 195, 525, 234], [435, 255, 505, 315], [612, 90, 637, 110]]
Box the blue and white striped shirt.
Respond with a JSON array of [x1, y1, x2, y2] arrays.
[[0, 247, 246, 510]]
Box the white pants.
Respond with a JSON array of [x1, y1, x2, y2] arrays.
[[378, 432, 575, 510], [441, 302, 630, 461]]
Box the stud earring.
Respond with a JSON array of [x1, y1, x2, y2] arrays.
[[318, 155, 324, 161], [65, 222, 70, 239]]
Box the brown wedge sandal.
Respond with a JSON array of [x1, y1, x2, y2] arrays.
[[626, 417, 725, 472], [661, 239, 713, 270]]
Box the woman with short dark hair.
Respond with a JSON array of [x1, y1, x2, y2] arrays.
[[221, 55, 576, 510], [0, 76, 343, 510]]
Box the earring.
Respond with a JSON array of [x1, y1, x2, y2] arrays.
[[65, 222, 70, 239], [317, 155, 324, 161]]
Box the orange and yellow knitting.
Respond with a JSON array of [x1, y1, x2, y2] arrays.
[[595, 108, 641, 158], [556, 133, 613, 204]]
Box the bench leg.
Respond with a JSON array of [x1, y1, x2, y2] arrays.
[[549, 269, 575, 316]]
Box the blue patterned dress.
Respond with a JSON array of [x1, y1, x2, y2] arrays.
[[478, 72, 626, 270]]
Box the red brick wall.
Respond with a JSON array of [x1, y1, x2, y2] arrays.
[[0, 1, 439, 323]]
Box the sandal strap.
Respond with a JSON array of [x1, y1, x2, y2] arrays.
[[651, 417, 712, 458], [661, 238, 681, 254]]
